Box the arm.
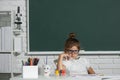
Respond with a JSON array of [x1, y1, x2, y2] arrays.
[[57, 53, 68, 70], [88, 67, 95, 74], [84, 58, 95, 74]]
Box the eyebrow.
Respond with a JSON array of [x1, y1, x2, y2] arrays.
[[68, 50, 79, 51], [67, 50, 79, 53]]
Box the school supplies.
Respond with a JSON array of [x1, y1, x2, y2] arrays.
[[55, 69, 66, 76], [22, 57, 39, 66], [55, 69, 59, 76], [22, 57, 39, 79], [59, 70, 66, 76], [43, 65, 51, 76], [23, 66, 38, 79]]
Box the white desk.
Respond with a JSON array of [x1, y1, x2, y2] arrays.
[[101, 75, 120, 80], [10, 75, 120, 80], [10, 75, 102, 80]]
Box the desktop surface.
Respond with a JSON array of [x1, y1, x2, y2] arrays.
[[10, 74, 120, 80], [10, 75, 101, 80]]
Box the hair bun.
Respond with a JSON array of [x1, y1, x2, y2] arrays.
[[69, 33, 76, 39]]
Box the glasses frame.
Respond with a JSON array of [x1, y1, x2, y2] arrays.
[[67, 50, 79, 54]]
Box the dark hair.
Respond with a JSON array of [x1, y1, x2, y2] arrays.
[[64, 33, 80, 52]]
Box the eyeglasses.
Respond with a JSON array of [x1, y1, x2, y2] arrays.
[[67, 50, 79, 54]]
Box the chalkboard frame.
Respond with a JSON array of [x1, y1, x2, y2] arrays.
[[27, 0, 120, 54]]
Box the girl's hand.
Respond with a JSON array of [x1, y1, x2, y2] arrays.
[[59, 53, 70, 60]]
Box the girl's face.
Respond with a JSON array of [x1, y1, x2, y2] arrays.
[[67, 46, 79, 59]]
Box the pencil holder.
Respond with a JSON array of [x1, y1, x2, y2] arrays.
[[22, 66, 38, 79]]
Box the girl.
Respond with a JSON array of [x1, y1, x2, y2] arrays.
[[57, 33, 95, 75]]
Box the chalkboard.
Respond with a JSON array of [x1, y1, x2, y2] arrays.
[[29, 0, 120, 51]]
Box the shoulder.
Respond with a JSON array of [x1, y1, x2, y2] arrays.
[[78, 57, 89, 63], [79, 57, 88, 61]]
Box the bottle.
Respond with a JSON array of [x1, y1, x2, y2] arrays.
[[43, 65, 51, 76], [61, 70, 66, 76], [55, 69, 59, 76]]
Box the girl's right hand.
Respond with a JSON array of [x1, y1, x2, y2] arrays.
[[59, 53, 70, 60]]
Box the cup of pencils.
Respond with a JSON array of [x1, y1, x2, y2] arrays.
[[22, 57, 39, 79]]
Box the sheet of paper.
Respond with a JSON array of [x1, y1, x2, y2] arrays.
[[69, 74, 101, 80]]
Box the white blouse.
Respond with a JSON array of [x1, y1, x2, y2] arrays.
[[62, 57, 90, 75]]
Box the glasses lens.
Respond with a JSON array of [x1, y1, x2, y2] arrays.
[[68, 50, 79, 54]]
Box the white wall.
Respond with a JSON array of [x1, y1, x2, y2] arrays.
[[0, 0, 26, 73], [0, 0, 27, 51], [0, 0, 120, 75], [14, 54, 120, 75]]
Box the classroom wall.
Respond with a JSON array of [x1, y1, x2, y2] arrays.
[[14, 54, 120, 75], [0, 0, 26, 73], [0, 0, 120, 75]]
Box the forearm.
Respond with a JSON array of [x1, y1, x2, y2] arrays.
[[57, 55, 63, 70], [57, 54, 66, 70]]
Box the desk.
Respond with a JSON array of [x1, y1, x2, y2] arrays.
[[101, 75, 120, 80], [10, 75, 120, 80], [10, 75, 102, 80]]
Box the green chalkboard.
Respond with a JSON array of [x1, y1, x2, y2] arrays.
[[29, 0, 120, 51]]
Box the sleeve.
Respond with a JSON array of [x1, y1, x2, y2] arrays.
[[83, 58, 91, 70]]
